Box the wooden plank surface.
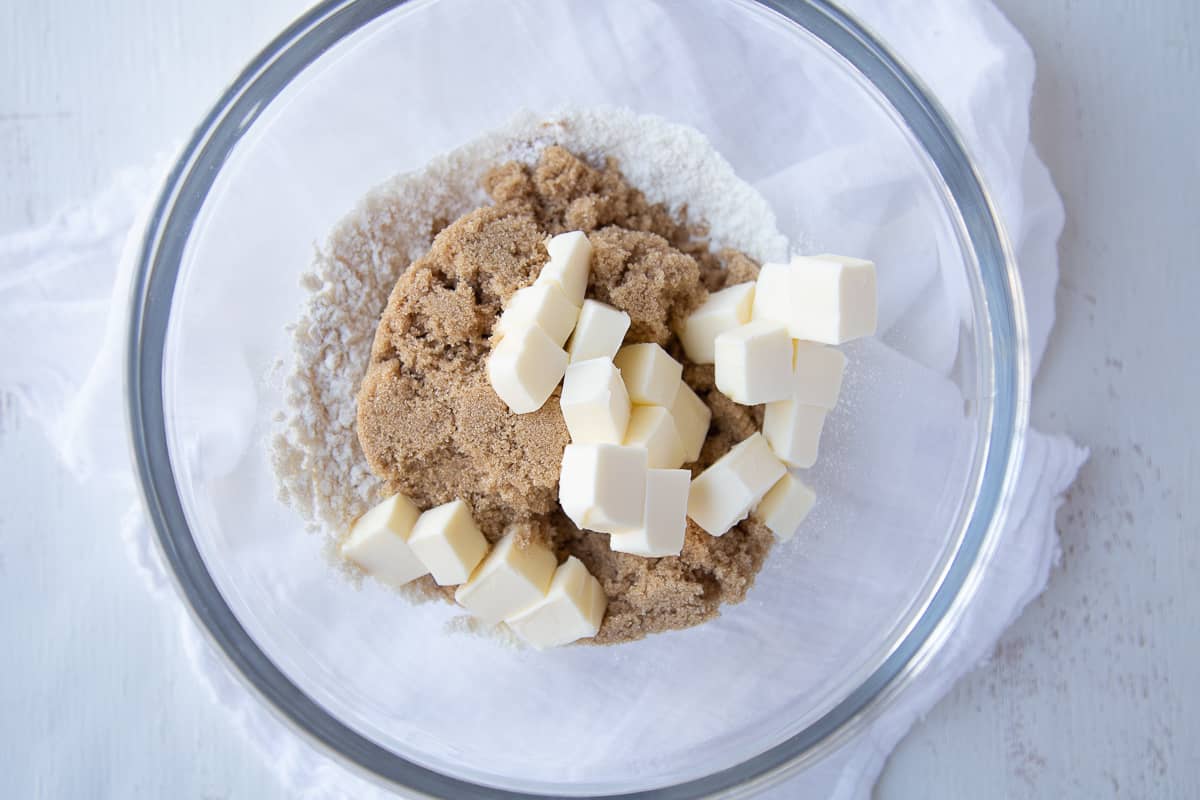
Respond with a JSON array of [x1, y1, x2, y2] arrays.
[[1, 1, 1196, 797]]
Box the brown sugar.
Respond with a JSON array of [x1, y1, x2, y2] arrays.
[[356, 145, 773, 644]]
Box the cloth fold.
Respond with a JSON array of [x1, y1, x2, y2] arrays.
[[0, 1, 1085, 797]]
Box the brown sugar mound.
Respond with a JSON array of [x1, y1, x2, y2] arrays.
[[357, 146, 772, 644]]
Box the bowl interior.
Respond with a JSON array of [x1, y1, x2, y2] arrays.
[[158, 0, 993, 794]]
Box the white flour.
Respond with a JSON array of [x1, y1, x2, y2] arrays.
[[271, 107, 789, 536]]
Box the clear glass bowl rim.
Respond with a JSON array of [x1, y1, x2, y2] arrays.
[[125, 0, 1031, 797]]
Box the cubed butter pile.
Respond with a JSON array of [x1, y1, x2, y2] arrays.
[[557, 340, 709, 560], [342, 492, 607, 649], [488, 231, 591, 414], [486, 231, 708, 562], [679, 253, 875, 540], [358, 245, 877, 650], [486, 248, 873, 584], [492, 247, 875, 546]]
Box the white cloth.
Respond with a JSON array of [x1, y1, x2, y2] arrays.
[[0, 0, 1086, 797]]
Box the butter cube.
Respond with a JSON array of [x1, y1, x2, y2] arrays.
[[610, 468, 690, 557], [507, 557, 607, 649], [559, 443, 648, 533], [454, 528, 556, 624], [752, 255, 877, 344], [791, 341, 847, 409], [341, 493, 427, 588], [668, 381, 711, 463], [687, 459, 756, 538], [614, 343, 683, 406], [408, 499, 489, 585], [762, 399, 827, 468], [560, 358, 631, 444], [487, 325, 568, 414], [537, 231, 592, 306], [726, 430, 789, 498], [568, 300, 631, 363], [754, 473, 816, 541], [687, 433, 786, 536], [495, 282, 580, 347], [623, 405, 686, 469], [714, 321, 793, 404], [677, 283, 755, 364]]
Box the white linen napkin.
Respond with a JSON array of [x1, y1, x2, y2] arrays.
[[0, 0, 1085, 797]]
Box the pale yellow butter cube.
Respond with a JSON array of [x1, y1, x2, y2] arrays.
[[668, 380, 711, 463], [567, 300, 630, 363], [676, 283, 755, 364], [341, 493, 427, 588], [507, 557, 607, 649], [752, 255, 877, 344], [687, 433, 786, 536], [714, 321, 793, 404], [762, 399, 827, 468], [613, 343, 682, 406], [495, 282, 580, 347], [559, 443, 647, 533], [536, 231, 592, 306], [487, 325, 568, 414], [754, 473, 816, 541], [726, 431, 788, 499], [791, 341, 846, 409], [610, 468, 690, 557], [408, 499, 489, 586], [560, 358, 631, 444], [454, 528, 556, 624], [623, 405, 686, 469], [687, 459, 756, 538]]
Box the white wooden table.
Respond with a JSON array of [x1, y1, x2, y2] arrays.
[[1, 1, 1196, 797]]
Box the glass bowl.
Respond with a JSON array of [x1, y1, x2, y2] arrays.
[[126, 0, 1028, 796]]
